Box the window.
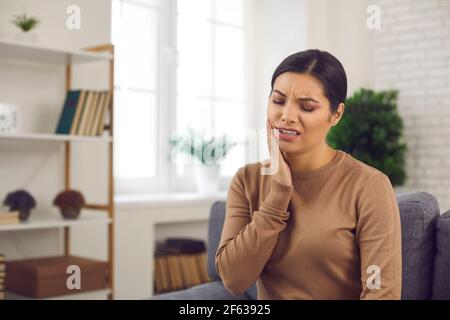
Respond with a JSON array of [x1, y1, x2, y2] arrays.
[[176, 0, 247, 179], [112, 0, 248, 194]]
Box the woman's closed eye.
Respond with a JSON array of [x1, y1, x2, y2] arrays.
[[272, 99, 315, 112]]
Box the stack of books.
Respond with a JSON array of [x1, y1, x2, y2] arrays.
[[55, 90, 111, 136], [154, 238, 210, 294], [0, 211, 20, 225], [0, 254, 5, 300]]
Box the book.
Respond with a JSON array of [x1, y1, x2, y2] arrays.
[[165, 238, 206, 254], [84, 91, 100, 136], [154, 256, 163, 293], [166, 255, 183, 290], [72, 90, 89, 135], [195, 252, 210, 283], [97, 91, 111, 136], [178, 255, 194, 288], [0, 211, 19, 219], [0, 217, 20, 225], [69, 90, 87, 135], [159, 256, 171, 292], [55, 90, 82, 134], [89, 92, 105, 136], [0, 210, 20, 224], [187, 254, 201, 286], [154, 241, 211, 293], [76, 91, 94, 135]]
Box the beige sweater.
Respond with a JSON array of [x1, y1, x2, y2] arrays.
[[215, 149, 402, 300]]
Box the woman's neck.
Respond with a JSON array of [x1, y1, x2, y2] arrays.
[[284, 144, 337, 172]]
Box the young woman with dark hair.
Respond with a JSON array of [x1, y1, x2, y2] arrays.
[[215, 49, 402, 300]]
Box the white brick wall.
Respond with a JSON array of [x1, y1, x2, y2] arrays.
[[374, 0, 450, 211]]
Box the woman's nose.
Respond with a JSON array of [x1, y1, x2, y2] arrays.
[[281, 101, 298, 124]]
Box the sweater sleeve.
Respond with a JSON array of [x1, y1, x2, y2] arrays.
[[215, 165, 293, 295], [355, 172, 402, 300]]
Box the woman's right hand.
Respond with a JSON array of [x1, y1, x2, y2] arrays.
[[265, 118, 292, 187]]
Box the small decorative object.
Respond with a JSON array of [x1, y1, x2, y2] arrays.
[[3, 190, 36, 221], [11, 13, 40, 43], [169, 128, 236, 194], [53, 190, 85, 220], [0, 103, 17, 134]]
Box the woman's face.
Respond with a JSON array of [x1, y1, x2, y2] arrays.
[[267, 72, 340, 155]]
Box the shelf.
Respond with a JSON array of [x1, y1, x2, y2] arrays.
[[0, 213, 111, 232], [0, 132, 112, 143], [4, 289, 111, 300], [0, 38, 113, 65]]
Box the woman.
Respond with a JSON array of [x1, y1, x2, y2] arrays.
[[215, 49, 402, 300]]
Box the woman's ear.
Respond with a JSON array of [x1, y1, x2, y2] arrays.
[[331, 103, 345, 126]]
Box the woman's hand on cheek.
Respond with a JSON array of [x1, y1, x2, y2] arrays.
[[266, 118, 292, 187]]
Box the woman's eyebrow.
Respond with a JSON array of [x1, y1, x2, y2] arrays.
[[272, 89, 319, 104]]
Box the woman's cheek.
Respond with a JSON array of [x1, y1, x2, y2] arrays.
[[267, 106, 279, 122]]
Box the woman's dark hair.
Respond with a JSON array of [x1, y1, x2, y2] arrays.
[[271, 49, 347, 114]]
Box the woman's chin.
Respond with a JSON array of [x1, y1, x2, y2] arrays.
[[279, 142, 302, 153]]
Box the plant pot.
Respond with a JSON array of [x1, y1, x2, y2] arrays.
[[59, 206, 81, 220], [194, 163, 220, 195], [14, 31, 38, 43], [18, 208, 31, 221]]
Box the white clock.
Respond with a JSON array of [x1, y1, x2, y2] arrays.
[[0, 103, 17, 134]]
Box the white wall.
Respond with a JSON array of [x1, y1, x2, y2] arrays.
[[373, 0, 450, 211], [307, 0, 375, 95], [250, 0, 308, 159], [306, 0, 450, 210], [0, 0, 112, 289], [249, 0, 375, 159]]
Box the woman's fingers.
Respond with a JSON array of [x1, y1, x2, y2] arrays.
[[266, 119, 271, 157], [267, 119, 276, 158]]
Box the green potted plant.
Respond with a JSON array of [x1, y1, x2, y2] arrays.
[[327, 88, 407, 186], [3, 189, 36, 221], [11, 13, 40, 42], [169, 128, 236, 194], [53, 190, 85, 220]]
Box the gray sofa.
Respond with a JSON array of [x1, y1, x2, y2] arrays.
[[152, 192, 450, 300]]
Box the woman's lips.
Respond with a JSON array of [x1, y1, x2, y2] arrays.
[[278, 131, 301, 141], [272, 127, 301, 141]]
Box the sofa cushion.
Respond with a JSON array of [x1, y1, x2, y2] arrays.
[[207, 201, 226, 281], [397, 192, 440, 300], [151, 281, 251, 300], [207, 201, 258, 299], [431, 210, 450, 299]]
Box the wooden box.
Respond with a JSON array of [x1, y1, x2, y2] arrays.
[[5, 255, 109, 298]]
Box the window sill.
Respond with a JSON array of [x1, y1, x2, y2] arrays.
[[114, 191, 227, 209]]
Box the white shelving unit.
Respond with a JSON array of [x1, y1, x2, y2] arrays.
[[0, 132, 112, 143], [5, 289, 112, 300], [0, 213, 111, 232], [0, 38, 115, 299], [0, 38, 113, 65]]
